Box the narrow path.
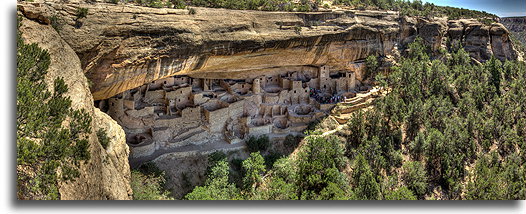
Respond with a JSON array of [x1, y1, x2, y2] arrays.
[[319, 87, 385, 136], [321, 121, 346, 136], [129, 139, 246, 168]]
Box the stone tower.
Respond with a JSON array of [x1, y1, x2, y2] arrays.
[[253, 78, 261, 94]]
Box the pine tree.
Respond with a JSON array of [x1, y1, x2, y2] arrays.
[[352, 154, 381, 200]]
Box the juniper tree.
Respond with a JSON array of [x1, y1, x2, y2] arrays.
[[17, 17, 92, 200]]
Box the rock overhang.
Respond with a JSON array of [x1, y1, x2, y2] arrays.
[[18, 2, 518, 100]]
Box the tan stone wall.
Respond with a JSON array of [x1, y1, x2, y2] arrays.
[[118, 113, 146, 129], [166, 86, 192, 100], [193, 93, 209, 106], [133, 91, 142, 103], [126, 106, 154, 118], [108, 98, 124, 118], [153, 128, 172, 142], [173, 76, 189, 86], [278, 90, 290, 104], [320, 65, 330, 78], [123, 99, 134, 110], [249, 124, 273, 137], [206, 107, 230, 133], [191, 78, 202, 89], [308, 78, 319, 89], [292, 80, 303, 89], [349, 72, 357, 90], [263, 93, 280, 104], [231, 82, 251, 94], [252, 78, 261, 94], [154, 117, 184, 129], [289, 87, 309, 105], [148, 79, 164, 91], [256, 76, 266, 88], [320, 77, 336, 92], [228, 100, 245, 118], [281, 79, 291, 90], [288, 114, 315, 124], [182, 106, 202, 119], [159, 76, 176, 87], [130, 141, 156, 158], [336, 78, 347, 93], [144, 90, 165, 103]]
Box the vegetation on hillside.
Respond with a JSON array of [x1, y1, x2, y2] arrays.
[[333, 0, 497, 19], [108, 0, 497, 19], [131, 162, 173, 200], [343, 37, 524, 199], [17, 17, 93, 200], [180, 37, 525, 200]]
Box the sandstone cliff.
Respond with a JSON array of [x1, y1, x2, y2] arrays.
[[500, 16, 525, 54], [19, 15, 132, 200], [18, 3, 518, 101]]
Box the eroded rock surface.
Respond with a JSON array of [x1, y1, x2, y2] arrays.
[[19, 15, 132, 200], [19, 2, 518, 101]]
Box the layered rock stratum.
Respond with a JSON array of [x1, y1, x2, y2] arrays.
[[18, 2, 518, 101]]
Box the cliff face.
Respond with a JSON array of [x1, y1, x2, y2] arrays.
[[18, 3, 518, 101], [19, 15, 132, 200], [500, 16, 526, 34], [500, 16, 525, 52]]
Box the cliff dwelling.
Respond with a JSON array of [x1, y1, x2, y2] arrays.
[[97, 65, 367, 160]]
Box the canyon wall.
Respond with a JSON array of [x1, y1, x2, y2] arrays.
[[18, 2, 518, 101], [19, 15, 132, 200], [500, 16, 525, 58]]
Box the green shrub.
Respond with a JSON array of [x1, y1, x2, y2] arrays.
[[131, 170, 172, 200], [365, 55, 379, 80], [402, 161, 428, 198], [294, 25, 302, 34], [206, 151, 227, 174], [170, 0, 187, 9], [242, 152, 266, 192], [188, 7, 196, 14], [96, 128, 110, 149], [246, 135, 270, 153], [147, 0, 165, 8], [185, 160, 240, 200], [352, 153, 381, 200], [49, 15, 62, 32], [384, 186, 417, 200], [283, 134, 301, 152], [75, 7, 88, 20], [271, 157, 297, 183], [264, 152, 282, 169], [296, 136, 350, 199], [465, 155, 505, 200], [256, 177, 298, 200]]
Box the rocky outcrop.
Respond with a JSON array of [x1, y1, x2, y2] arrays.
[[447, 19, 517, 61], [500, 16, 525, 55], [18, 2, 518, 101], [19, 15, 132, 200], [500, 17, 526, 33]]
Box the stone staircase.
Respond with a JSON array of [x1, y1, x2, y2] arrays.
[[332, 87, 382, 124]]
